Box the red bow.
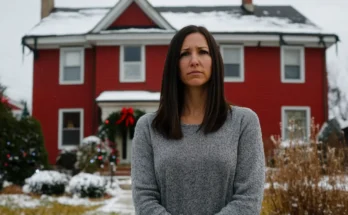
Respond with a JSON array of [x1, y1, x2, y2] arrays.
[[116, 107, 135, 127]]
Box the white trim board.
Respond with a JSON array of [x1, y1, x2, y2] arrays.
[[58, 108, 84, 150], [23, 34, 338, 49], [92, 0, 172, 33], [281, 106, 311, 141]]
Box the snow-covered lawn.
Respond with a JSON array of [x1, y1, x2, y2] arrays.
[[0, 176, 135, 215]]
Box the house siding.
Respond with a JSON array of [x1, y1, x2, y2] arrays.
[[32, 49, 96, 163], [224, 47, 326, 153], [95, 45, 167, 96], [108, 2, 158, 28], [32, 46, 326, 163]]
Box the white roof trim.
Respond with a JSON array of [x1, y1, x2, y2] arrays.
[[92, 0, 172, 33], [23, 33, 337, 49], [96, 90, 161, 102]]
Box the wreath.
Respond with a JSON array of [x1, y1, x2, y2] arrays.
[[98, 107, 146, 160]]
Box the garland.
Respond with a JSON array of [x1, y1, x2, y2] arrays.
[[98, 107, 146, 160], [99, 107, 145, 141]]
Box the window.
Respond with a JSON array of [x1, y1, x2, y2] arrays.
[[120, 45, 145, 82], [59, 47, 84, 84], [281, 46, 305, 83], [220, 45, 244, 82], [281, 106, 310, 141], [58, 109, 84, 149]]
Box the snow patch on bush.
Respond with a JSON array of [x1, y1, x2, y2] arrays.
[[23, 170, 70, 195], [66, 173, 107, 198]]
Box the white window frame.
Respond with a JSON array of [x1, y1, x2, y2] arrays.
[[120, 45, 146, 83], [58, 108, 84, 150], [281, 106, 311, 141], [220, 45, 244, 82], [281, 46, 305, 83], [59, 47, 85, 85]]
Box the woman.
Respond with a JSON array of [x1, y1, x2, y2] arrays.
[[131, 25, 265, 215]]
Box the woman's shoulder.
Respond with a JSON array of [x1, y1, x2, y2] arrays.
[[136, 112, 157, 128], [230, 105, 260, 123]]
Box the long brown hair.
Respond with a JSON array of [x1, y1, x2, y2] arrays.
[[152, 25, 230, 139]]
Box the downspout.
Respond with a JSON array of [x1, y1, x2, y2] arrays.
[[92, 45, 98, 134], [319, 35, 328, 122]]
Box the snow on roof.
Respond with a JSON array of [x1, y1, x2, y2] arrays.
[[25, 1, 333, 36], [55, 0, 119, 8], [160, 11, 323, 34], [26, 9, 109, 36], [96, 91, 160, 102]]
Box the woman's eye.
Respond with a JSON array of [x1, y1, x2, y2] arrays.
[[200, 50, 209, 55], [180, 52, 189, 57]]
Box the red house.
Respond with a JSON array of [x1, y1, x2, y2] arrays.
[[22, 0, 339, 165]]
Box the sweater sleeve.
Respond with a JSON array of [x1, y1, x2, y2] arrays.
[[215, 109, 265, 215], [131, 115, 172, 215]]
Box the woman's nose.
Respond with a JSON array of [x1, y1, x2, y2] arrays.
[[190, 53, 199, 66]]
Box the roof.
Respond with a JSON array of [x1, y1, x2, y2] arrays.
[[24, 0, 335, 37]]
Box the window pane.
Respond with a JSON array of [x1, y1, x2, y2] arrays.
[[65, 51, 81, 66], [224, 64, 240, 77], [63, 112, 80, 128], [63, 67, 81, 81], [124, 63, 141, 80], [285, 110, 307, 140], [124, 46, 141, 62], [285, 66, 300, 79], [62, 130, 80, 146], [284, 49, 300, 65], [223, 48, 240, 64]]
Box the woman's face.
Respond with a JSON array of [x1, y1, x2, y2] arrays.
[[179, 33, 212, 88]]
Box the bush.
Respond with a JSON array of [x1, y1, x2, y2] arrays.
[[56, 149, 79, 175], [23, 170, 70, 195], [75, 139, 112, 174], [0, 86, 50, 185], [266, 118, 348, 214], [0, 174, 3, 191], [66, 173, 107, 198]]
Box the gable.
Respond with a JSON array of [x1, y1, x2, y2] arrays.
[[107, 2, 158, 29]]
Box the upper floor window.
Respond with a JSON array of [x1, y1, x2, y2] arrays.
[[220, 45, 244, 82], [59, 47, 84, 85], [281, 106, 310, 141], [120, 45, 145, 82], [281, 46, 305, 83]]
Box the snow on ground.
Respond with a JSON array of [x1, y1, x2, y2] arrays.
[[0, 194, 41, 209], [0, 176, 134, 214]]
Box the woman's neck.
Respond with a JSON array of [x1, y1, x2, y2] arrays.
[[182, 87, 207, 118]]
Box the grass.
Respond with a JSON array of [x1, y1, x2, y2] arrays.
[[0, 202, 102, 215]]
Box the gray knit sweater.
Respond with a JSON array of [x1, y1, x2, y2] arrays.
[[131, 106, 265, 215]]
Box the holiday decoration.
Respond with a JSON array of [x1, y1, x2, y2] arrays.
[[0, 84, 49, 185], [98, 107, 145, 160]]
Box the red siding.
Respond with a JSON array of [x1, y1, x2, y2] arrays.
[[33, 44, 326, 163], [32, 49, 96, 164], [224, 47, 326, 154], [108, 2, 158, 28], [95, 45, 167, 95]]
